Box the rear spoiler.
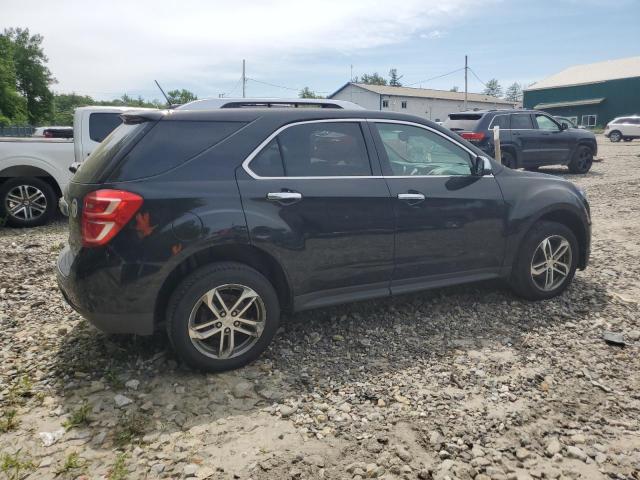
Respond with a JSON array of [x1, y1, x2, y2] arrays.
[[120, 110, 168, 124]]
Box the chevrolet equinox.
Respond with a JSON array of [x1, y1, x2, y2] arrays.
[[57, 109, 591, 371]]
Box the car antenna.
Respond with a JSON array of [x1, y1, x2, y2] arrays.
[[154, 80, 173, 108]]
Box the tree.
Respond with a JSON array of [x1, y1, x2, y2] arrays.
[[3, 28, 55, 125], [166, 89, 197, 105], [504, 82, 523, 103], [482, 78, 502, 98], [355, 73, 387, 86], [0, 34, 28, 126], [388, 68, 403, 87], [51, 93, 94, 125], [449, 86, 459, 92], [298, 87, 323, 99]]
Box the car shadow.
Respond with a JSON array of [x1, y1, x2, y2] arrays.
[[50, 272, 613, 452]]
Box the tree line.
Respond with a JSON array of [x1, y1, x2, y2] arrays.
[[0, 28, 197, 126]]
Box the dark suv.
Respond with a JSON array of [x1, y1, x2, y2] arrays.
[[57, 109, 591, 371], [444, 109, 597, 173]]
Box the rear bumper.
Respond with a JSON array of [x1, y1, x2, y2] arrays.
[[56, 245, 155, 335]]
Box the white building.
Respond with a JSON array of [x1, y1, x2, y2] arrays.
[[329, 83, 515, 122]]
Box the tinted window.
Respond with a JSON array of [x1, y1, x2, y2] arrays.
[[489, 115, 510, 129], [89, 113, 123, 142], [375, 123, 471, 176], [535, 114, 560, 131], [511, 114, 533, 129], [251, 139, 284, 177], [251, 122, 371, 177], [110, 121, 246, 181], [444, 113, 483, 131], [629, 118, 640, 125], [73, 123, 146, 184]]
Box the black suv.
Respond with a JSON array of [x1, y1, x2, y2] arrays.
[[444, 109, 597, 173], [57, 109, 591, 371]]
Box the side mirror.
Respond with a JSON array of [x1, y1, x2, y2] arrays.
[[472, 156, 491, 176], [560, 122, 568, 130]]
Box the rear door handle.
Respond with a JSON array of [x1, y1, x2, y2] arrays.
[[267, 192, 302, 203], [398, 193, 425, 203]]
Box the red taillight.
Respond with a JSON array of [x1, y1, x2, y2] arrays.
[[460, 132, 486, 142], [44, 131, 52, 138], [81, 189, 143, 247]]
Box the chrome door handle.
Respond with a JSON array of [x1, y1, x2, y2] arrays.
[[267, 192, 302, 201], [398, 193, 425, 202]]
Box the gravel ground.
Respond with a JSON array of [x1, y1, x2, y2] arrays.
[[1, 136, 639, 480]]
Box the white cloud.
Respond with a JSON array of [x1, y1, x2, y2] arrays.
[[1, 0, 477, 98], [420, 30, 446, 39]]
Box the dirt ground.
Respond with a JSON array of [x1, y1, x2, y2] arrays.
[[1, 136, 639, 480]]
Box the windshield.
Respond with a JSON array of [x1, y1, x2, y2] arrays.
[[444, 113, 483, 131]]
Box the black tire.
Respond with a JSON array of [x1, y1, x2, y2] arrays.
[[510, 221, 578, 301], [0, 177, 57, 227], [166, 262, 280, 372], [623, 137, 633, 142], [501, 150, 517, 169], [609, 130, 622, 142], [525, 166, 539, 172], [568, 145, 593, 174]]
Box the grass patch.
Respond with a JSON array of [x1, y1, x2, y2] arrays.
[[108, 453, 128, 480], [55, 452, 85, 476], [114, 411, 149, 447], [1, 451, 34, 480], [8, 375, 33, 404], [104, 368, 125, 390], [63, 401, 91, 430], [0, 410, 20, 433]]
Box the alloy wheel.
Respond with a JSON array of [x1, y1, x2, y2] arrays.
[[187, 284, 266, 359], [576, 148, 592, 171], [530, 235, 572, 291], [5, 185, 47, 221], [610, 132, 621, 142]]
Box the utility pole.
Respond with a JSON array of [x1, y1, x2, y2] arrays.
[[242, 59, 246, 98], [350, 64, 353, 82], [464, 55, 468, 111]]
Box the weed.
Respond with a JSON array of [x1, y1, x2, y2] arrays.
[[114, 411, 149, 447], [104, 368, 125, 390], [8, 375, 33, 404], [0, 410, 20, 433], [55, 452, 85, 476], [1, 451, 34, 480], [108, 453, 128, 480], [63, 401, 91, 430]]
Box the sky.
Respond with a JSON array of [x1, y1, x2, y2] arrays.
[[2, 0, 639, 101]]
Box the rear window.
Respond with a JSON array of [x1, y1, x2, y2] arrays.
[[444, 114, 483, 131], [73, 122, 146, 183], [108, 120, 246, 181], [511, 114, 534, 129], [89, 113, 123, 142]]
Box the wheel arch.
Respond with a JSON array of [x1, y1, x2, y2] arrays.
[[154, 243, 292, 328], [532, 208, 589, 269], [0, 165, 63, 197]]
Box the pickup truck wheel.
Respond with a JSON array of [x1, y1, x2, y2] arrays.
[[501, 150, 516, 169], [568, 145, 593, 174], [608, 130, 622, 142], [510, 221, 578, 301], [0, 177, 57, 227], [166, 262, 280, 372]]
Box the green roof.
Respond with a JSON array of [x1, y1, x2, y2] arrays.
[[534, 98, 605, 109]]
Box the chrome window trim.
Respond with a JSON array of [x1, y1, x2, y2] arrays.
[[242, 118, 493, 180]]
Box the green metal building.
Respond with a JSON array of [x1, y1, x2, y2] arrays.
[[523, 56, 640, 128]]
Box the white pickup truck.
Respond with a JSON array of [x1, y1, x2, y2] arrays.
[[0, 106, 155, 227]]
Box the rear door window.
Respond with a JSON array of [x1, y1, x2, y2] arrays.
[[489, 115, 510, 129], [444, 114, 483, 132], [109, 121, 246, 181], [510, 114, 534, 129], [89, 113, 123, 142]]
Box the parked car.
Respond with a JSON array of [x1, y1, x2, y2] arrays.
[[553, 116, 585, 130], [176, 97, 363, 110], [57, 108, 591, 371], [604, 115, 640, 142], [32, 126, 74, 138], [444, 109, 597, 173], [0, 106, 156, 227]]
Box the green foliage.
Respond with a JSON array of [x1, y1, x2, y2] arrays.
[[1, 451, 34, 480], [388, 68, 403, 87], [55, 452, 85, 476], [504, 82, 523, 103], [0, 33, 28, 126], [108, 453, 128, 480], [483, 78, 503, 98], [450, 86, 459, 92], [166, 88, 197, 105], [63, 401, 91, 430], [8, 375, 33, 404], [298, 86, 323, 99], [114, 411, 149, 447], [355, 72, 387, 86], [0, 409, 19, 432]]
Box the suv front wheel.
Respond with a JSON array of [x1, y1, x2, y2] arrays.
[[166, 262, 280, 371], [510, 221, 578, 300]]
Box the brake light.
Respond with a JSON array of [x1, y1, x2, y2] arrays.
[[81, 190, 143, 247], [460, 132, 486, 142], [44, 131, 52, 138]]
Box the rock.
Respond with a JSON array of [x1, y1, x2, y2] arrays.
[[37, 428, 65, 447], [471, 445, 485, 458], [566, 446, 587, 461], [88, 381, 105, 393], [196, 466, 215, 479], [232, 381, 254, 399], [333, 334, 345, 342], [280, 405, 296, 418], [430, 431, 443, 445], [394, 445, 413, 463], [39, 457, 53, 468], [546, 438, 562, 456], [338, 403, 352, 413], [304, 455, 325, 467], [114, 394, 133, 408], [515, 448, 531, 461], [183, 463, 198, 477], [595, 453, 607, 464], [125, 379, 140, 390], [627, 330, 640, 341]]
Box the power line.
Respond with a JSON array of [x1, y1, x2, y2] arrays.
[[468, 67, 488, 88], [246, 77, 301, 92], [405, 67, 465, 87]]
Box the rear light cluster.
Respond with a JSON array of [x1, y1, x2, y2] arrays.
[[81, 190, 143, 247], [460, 132, 486, 142]]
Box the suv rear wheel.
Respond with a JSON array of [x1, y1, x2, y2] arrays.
[[510, 221, 578, 300], [501, 150, 516, 169], [166, 262, 280, 371], [0, 177, 57, 227], [568, 145, 593, 174]]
